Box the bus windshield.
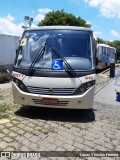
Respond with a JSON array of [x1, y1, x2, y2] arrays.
[[15, 30, 94, 71]]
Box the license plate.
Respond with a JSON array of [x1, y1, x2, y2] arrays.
[[42, 98, 58, 104]]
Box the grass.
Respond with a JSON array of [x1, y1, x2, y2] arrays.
[[0, 148, 4, 152], [41, 128, 55, 134], [0, 87, 20, 119], [0, 102, 19, 119], [111, 144, 116, 151], [0, 94, 4, 100]]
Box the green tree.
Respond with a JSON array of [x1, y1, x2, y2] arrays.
[[38, 10, 91, 28], [110, 41, 120, 59], [97, 38, 106, 44]]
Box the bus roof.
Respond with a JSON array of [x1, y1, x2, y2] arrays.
[[97, 43, 116, 49], [97, 44, 110, 47], [26, 26, 93, 32]]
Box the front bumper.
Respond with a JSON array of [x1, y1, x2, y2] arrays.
[[12, 82, 95, 109]]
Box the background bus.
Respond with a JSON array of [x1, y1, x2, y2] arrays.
[[96, 43, 116, 70]]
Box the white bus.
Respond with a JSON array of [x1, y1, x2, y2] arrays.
[[12, 26, 96, 109], [96, 43, 116, 70]]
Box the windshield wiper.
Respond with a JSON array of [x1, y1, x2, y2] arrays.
[[28, 38, 47, 73], [52, 46, 76, 76]]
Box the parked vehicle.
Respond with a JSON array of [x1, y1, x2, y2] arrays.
[[96, 43, 116, 70], [12, 26, 96, 109], [0, 34, 20, 82]]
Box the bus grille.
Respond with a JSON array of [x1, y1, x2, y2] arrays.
[[27, 86, 75, 95], [32, 99, 69, 106]]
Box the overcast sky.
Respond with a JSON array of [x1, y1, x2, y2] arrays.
[[0, 0, 120, 41]]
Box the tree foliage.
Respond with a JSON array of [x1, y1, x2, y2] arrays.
[[97, 38, 106, 44], [38, 10, 91, 28], [110, 41, 120, 59]]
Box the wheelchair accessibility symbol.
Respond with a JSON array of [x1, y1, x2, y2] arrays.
[[51, 60, 63, 70]]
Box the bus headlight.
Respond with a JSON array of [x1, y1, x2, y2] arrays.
[[74, 80, 95, 95], [12, 77, 28, 92], [79, 87, 86, 94]]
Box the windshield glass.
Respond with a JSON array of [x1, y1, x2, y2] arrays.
[[15, 30, 94, 70]]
